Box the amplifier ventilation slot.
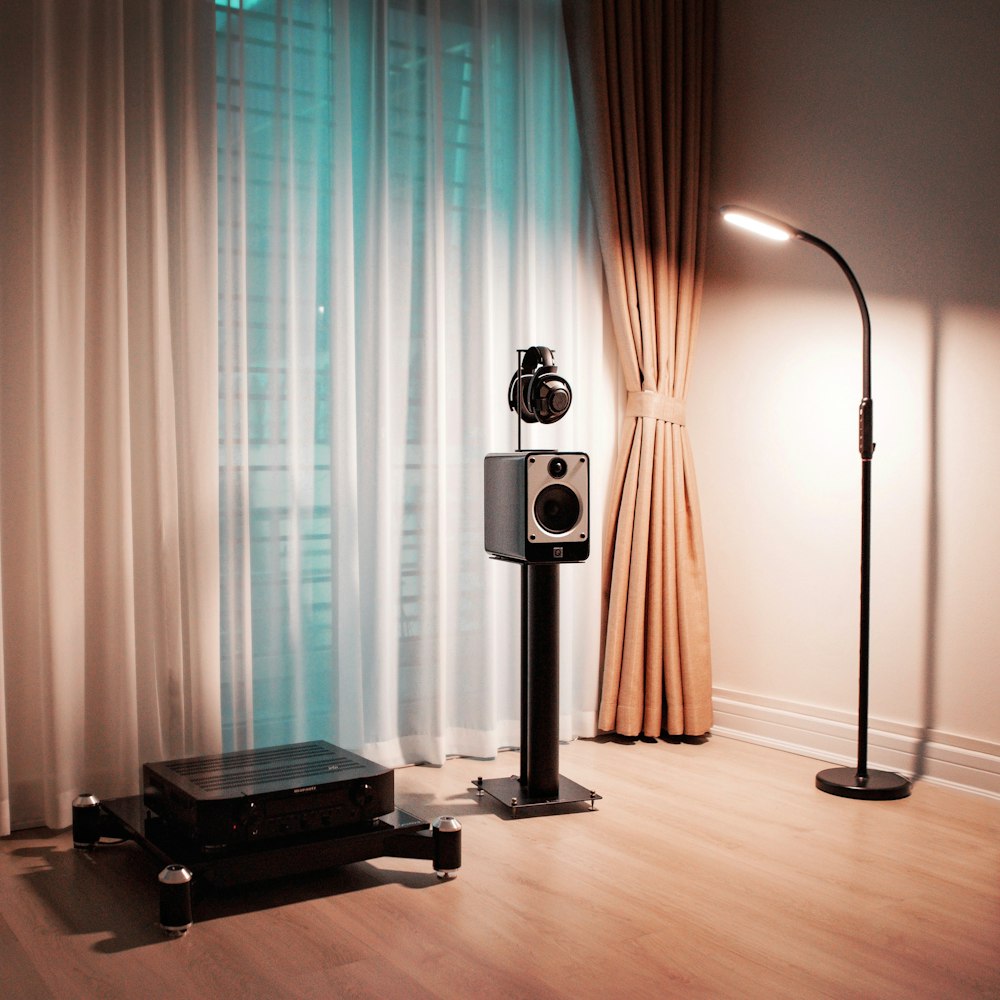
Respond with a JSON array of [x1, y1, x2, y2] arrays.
[[160, 743, 362, 793]]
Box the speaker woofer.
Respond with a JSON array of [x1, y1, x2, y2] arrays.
[[532, 484, 581, 536]]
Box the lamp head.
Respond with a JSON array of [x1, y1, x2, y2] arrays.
[[717, 203, 873, 399], [720, 205, 799, 242]]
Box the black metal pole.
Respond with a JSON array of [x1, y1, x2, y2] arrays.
[[519, 563, 529, 786], [858, 450, 872, 783], [524, 563, 560, 798]]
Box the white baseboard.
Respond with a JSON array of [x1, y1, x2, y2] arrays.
[[712, 688, 1000, 801]]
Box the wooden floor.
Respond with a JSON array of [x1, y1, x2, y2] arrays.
[[2, 735, 998, 999]]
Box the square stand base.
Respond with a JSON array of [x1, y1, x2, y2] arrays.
[[473, 774, 600, 818]]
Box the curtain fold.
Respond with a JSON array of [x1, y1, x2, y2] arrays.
[[217, 0, 610, 762], [0, 0, 220, 834], [563, 0, 714, 737]]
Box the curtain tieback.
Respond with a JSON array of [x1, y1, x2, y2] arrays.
[[626, 390, 686, 426]]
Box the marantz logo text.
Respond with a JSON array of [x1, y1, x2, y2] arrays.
[[293, 786, 317, 794]]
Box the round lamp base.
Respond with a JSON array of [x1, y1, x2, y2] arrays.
[[816, 766, 911, 800]]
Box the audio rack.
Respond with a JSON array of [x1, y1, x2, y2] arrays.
[[73, 742, 461, 934]]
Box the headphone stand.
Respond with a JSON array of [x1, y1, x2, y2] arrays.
[[516, 347, 525, 453], [472, 563, 601, 817]]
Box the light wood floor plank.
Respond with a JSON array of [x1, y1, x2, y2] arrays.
[[1, 735, 997, 999]]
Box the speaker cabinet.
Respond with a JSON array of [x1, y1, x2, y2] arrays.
[[484, 451, 589, 564]]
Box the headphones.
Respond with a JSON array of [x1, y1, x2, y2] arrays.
[[507, 346, 573, 424]]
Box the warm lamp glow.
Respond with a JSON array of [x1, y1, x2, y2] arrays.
[[720, 205, 796, 242]]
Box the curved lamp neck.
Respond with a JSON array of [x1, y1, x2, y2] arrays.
[[794, 229, 872, 400]]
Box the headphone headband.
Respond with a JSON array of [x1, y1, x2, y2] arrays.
[[519, 345, 555, 374]]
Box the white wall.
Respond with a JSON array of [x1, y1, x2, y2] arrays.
[[691, 0, 1000, 793]]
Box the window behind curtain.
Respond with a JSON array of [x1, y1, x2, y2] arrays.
[[216, 0, 604, 758]]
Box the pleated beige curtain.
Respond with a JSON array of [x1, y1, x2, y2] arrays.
[[0, 0, 220, 834], [563, 0, 714, 737]]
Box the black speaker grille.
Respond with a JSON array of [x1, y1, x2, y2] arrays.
[[160, 742, 362, 793]]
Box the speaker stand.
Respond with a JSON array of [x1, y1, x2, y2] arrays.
[[473, 563, 601, 817]]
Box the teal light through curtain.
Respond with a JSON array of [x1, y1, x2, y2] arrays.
[[216, 0, 609, 760]]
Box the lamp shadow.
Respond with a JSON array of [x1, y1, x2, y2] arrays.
[[913, 303, 941, 781]]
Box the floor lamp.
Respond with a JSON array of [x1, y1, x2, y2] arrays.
[[720, 205, 912, 801]]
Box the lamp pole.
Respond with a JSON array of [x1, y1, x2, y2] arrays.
[[721, 206, 911, 800]]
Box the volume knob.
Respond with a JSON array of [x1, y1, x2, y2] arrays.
[[352, 781, 375, 810]]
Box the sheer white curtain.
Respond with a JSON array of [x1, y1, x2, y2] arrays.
[[0, 0, 220, 834], [218, 0, 612, 763]]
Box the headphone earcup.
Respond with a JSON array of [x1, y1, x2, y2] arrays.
[[528, 371, 572, 423], [508, 370, 539, 422]]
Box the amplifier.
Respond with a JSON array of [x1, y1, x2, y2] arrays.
[[142, 741, 394, 849]]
